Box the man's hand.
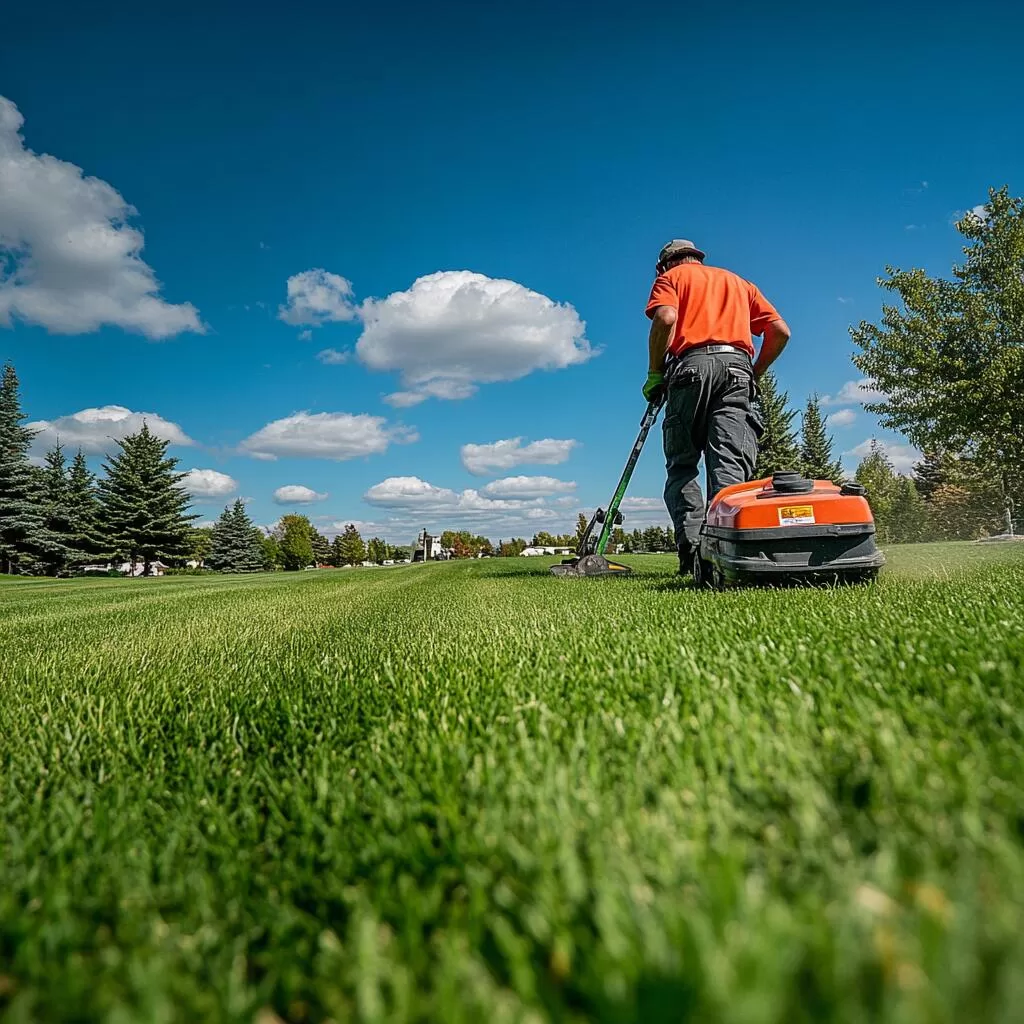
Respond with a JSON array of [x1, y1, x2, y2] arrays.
[[642, 371, 665, 403]]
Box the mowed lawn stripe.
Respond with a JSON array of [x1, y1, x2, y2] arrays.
[[1, 543, 1023, 1022]]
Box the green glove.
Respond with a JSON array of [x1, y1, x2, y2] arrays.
[[642, 371, 665, 403]]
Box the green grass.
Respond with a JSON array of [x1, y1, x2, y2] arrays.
[[2, 542, 1023, 1023]]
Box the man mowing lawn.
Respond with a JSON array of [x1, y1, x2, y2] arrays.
[[643, 240, 792, 573]]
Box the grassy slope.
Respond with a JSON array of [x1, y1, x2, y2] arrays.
[[1, 543, 1023, 1022]]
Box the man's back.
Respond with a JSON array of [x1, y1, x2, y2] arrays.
[[646, 263, 778, 358]]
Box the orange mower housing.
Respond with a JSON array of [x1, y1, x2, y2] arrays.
[[694, 471, 885, 587]]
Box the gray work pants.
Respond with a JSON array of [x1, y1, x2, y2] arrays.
[[663, 348, 762, 559]]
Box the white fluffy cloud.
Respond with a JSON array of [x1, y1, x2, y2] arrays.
[[482, 475, 576, 498], [820, 379, 886, 407], [363, 476, 541, 514], [273, 484, 329, 505], [827, 408, 857, 428], [0, 96, 202, 339], [356, 270, 594, 402], [620, 497, 665, 511], [27, 405, 194, 454], [278, 269, 356, 326], [183, 469, 237, 498], [844, 438, 921, 475], [316, 348, 350, 365], [239, 411, 416, 461], [460, 437, 578, 475]]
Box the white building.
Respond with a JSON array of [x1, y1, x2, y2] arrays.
[[414, 529, 452, 562]]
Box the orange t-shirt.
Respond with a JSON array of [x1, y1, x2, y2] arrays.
[[645, 263, 780, 358]]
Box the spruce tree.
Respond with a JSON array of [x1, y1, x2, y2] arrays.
[[335, 523, 367, 566], [66, 449, 105, 564], [311, 528, 332, 566], [0, 363, 52, 574], [38, 443, 76, 574], [96, 423, 195, 576], [854, 440, 899, 544], [753, 370, 801, 479], [888, 477, 928, 544], [800, 395, 844, 483], [208, 499, 264, 572]]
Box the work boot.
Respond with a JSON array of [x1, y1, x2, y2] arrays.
[[677, 546, 693, 576]]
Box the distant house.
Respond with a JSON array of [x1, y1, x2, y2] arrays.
[[520, 546, 573, 557], [81, 561, 169, 577], [413, 529, 452, 562]]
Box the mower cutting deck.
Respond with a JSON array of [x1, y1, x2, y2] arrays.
[[693, 471, 885, 588]]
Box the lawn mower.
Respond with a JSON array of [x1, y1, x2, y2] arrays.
[[551, 389, 885, 584], [692, 471, 885, 588], [550, 396, 665, 578]]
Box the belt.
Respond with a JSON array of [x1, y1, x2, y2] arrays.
[[680, 343, 749, 358]]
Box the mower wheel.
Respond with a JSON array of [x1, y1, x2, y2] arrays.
[[692, 549, 720, 590]]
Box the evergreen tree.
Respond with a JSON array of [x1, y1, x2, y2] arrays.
[[277, 514, 314, 570], [912, 449, 951, 500], [888, 477, 928, 544], [335, 523, 367, 566], [800, 395, 844, 483], [574, 513, 588, 547], [208, 499, 264, 572], [311, 528, 332, 566], [96, 423, 195, 576], [367, 536, 388, 564], [38, 443, 76, 574], [0, 363, 52, 574], [66, 449, 105, 564], [854, 440, 899, 543], [754, 370, 802, 479]]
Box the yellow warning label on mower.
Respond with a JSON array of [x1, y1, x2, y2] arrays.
[[779, 504, 815, 526]]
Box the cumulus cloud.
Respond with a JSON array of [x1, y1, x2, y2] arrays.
[[239, 411, 416, 461], [827, 408, 857, 428], [820, 379, 886, 407], [27, 405, 194, 454], [364, 476, 541, 514], [844, 438, 921, 475], [619, 496, 665, 511], [461, 436, 578, 475], [278, 269, 356, 326], [316, 348, 350, 365], [356, 270, 594, 403], [482, 475, 576, 498], [383, 391, 426, 408], [0, 95, 202, 339], [183, 469, 238, 498], [273, 484, 329, 505]]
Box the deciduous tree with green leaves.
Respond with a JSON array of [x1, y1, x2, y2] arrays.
[[96, 424, 195, 576], [277, 514, 314, 570], [851, 186, 1024, 512], [800, 395, 844, 483], [753, 370, 801, 479], [367, 537, 389, 564]]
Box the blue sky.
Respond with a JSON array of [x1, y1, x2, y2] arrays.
[[2, 1, 1020, 543]]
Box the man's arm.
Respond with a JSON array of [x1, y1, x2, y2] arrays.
[[752, 318, 790, 379], [648, 305, 677, 371]]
